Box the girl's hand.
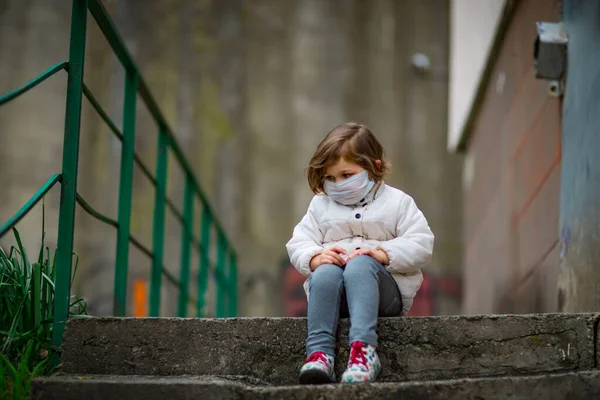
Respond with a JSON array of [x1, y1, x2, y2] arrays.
[[309, 247, 347, 270], [346, 248, 389, 265]]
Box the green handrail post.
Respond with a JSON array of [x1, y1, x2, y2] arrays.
[[178, 176, 194, 317], [228, 251, 237, 317], [196, 206, 212, 316], [114, 69, 138, 316], [52, 0, 87, 351], [150, 127, 168, 317], [216, 232, 227, 318]]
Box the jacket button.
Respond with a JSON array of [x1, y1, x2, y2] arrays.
[[355, 213, 361, 219]]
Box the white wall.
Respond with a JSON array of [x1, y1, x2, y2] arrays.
[[448, 0, 507, 151]]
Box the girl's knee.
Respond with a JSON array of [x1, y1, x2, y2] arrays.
[[311, 264, 343, 286], [344, 256, 377, 279], [345, 255, 377, 270]]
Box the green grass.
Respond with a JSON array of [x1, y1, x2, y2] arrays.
[[0, 209, 88, 399]]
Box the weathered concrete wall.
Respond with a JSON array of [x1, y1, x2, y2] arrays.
[[0, 0, 462, 317], [0, 0, 70, 253], [558, 0, 600, 312], [462, 0, 562, 314], [391, 0, 463, 315]]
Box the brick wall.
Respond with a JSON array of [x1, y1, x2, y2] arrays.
[[462, 0, 562, 314]]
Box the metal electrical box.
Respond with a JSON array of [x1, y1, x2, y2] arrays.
[[534, 22, 568, 80]]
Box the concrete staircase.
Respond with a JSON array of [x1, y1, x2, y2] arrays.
[[32, 314, 600, 399]]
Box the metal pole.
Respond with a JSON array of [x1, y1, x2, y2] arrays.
[[196, 206, 212, 316], [52, 0, 88, 351], [113, 69, 138, 316], [178, 177, 194, 317], [150, 127, 168, 317]]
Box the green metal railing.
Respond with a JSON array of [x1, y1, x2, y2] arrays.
[[0, 0, 237, 350]]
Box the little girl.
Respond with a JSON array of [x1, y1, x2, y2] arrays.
[[286, 122, 434, 384]]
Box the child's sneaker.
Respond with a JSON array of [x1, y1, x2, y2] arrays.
[[299, 352, 335, 384], [341, 341, 381, 383]]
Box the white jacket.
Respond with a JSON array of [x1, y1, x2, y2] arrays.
[[286, 183, 434, 314]]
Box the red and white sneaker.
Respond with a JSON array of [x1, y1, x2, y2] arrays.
[[299, 352, 335, 384], [341, 341, 381, 383]]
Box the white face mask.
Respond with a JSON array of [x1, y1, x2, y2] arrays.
[[324, 170, 375, 205]]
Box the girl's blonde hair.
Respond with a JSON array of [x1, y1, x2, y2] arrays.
[[307, 122, 390, 194]]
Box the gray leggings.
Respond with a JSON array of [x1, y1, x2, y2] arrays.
[[306, 255, 403, 356]]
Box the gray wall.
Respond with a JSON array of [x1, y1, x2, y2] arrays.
[[558, 0, 600, 312], [0, 0, 462, 317]]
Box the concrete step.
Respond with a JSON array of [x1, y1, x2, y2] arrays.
[[61, 313, 599, 385], [32, 371, 600, 400]]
